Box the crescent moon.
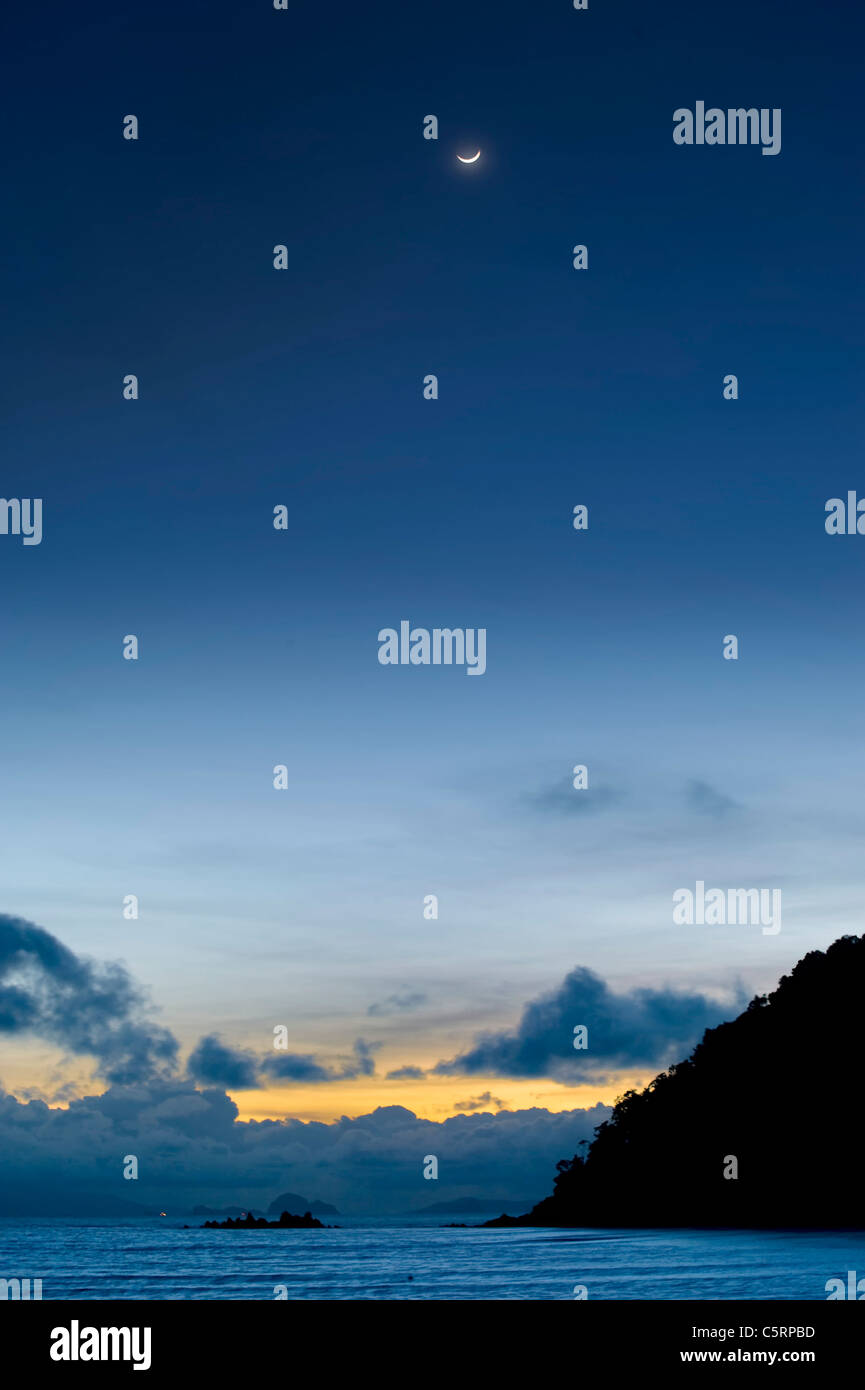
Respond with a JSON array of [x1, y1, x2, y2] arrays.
[[457, 150, 481, 163]]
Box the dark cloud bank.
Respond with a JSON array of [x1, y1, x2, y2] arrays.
[[0, 1085, 609, 1216]]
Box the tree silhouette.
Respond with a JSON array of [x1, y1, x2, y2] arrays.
[[486, 936, 865, 1229]]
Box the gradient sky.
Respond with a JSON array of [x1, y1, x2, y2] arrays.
[[2, 0, 864, 1137]]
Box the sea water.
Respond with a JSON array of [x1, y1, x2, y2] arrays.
[[1, 1218, 862, 1300]]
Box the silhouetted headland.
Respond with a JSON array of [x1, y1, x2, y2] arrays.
[[203, 1210, 325, 1229], [485, 936, 865, 1230]]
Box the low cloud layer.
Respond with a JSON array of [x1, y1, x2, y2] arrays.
[[0, 1082, 609, 1216]]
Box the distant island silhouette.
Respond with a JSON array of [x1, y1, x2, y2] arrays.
[[484, 935, 865, 1230], [203, 1210, 325, 1229], [267, 1191, 339, 1217]]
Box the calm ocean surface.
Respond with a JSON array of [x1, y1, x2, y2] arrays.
[[1, 1218, 862, 1299]]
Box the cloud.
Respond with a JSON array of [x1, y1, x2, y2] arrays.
[[0, 914, 385, 1095], [186, 1035, 261, 1090], [385, 1065, 426, 1080], [528, 778, 621, 816], [0, 913, 390, 1095], [434, 965, 744, 1083], [686, 779, 741, 818], [0, 1083, 609, 1216], [0, 913, 178, 1084], [454, 1092, 506, 1112], [259, 1053, 334, 1083], [262, 1038, 380, 1084], [367, 991, 427, 1017]]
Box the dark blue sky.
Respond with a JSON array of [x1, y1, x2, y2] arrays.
[[2, 0, 864, 1120]]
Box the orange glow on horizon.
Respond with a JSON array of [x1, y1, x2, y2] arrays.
[[231, 1071, 652, 1125]]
